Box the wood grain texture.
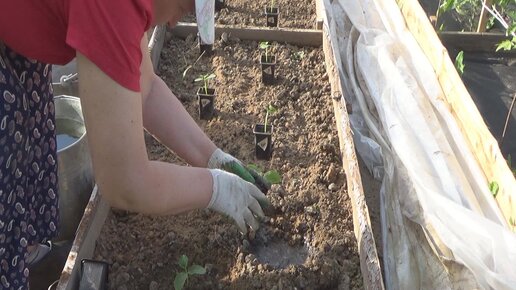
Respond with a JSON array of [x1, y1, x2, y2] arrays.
[[396, 0, 516, 228]]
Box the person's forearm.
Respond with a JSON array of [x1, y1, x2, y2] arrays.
[[142, 75, 217, 167], [108, 161, 213, 215]]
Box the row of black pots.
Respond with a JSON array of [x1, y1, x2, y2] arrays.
[[196, 87, 274, 160]]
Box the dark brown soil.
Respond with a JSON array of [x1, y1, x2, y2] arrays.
[[182, 0, 316, 29], [93, 35, 362, 290]]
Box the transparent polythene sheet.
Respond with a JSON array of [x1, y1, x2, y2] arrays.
[[325, 0, 516, 288]]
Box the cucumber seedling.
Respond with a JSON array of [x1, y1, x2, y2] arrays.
[[264, 104, 277, 133], [246, 163, 282, 184], [259, 41, 272, 63], [195, 73, 216, 94], [174, 255, 206, 290]]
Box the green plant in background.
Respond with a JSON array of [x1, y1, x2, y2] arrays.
[[174, 255, 206, 290], [263, 104, 277, 132], [194, 73, 216, 94], [436, 0, 515, 51], [489, 181, 499, 198], [246, 163, 282, 184], [454, 50, 465, 75], [259, 41, 273, 62], [182, 51, 206, 79]]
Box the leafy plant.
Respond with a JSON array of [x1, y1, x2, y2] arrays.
[[263, 104, 277, 133], [174, 255, 206, 290], [194, 73, 216, 94], [259, 41, 273, 62], [455, 51, 465, 75], [246, 163, 282, 184], [496, 36, 516, 51], [489, 181, 499, 198]]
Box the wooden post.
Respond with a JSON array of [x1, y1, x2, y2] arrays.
[[476, 0, 493, 33]]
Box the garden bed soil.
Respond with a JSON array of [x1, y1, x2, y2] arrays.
[[182, 0, 316, 29], [93, 35, 362, 289]]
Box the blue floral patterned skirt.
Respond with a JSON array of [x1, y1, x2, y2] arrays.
[[0, 44, 59, 289]]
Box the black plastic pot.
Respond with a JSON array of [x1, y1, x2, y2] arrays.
[[265, 7, 279, 27], [253, 124, 274, 160], [197, 87, 215, 119], [215, 0, 224, 11], [260, 54, 276, 85]]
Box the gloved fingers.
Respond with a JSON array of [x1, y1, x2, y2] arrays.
[[222, 161, 256, 184], [246, 166, 271, 193], [247, 195, 265, 219], [235, 216, 248, 235], [248, 184, 271, 211], [243, 208, 260, 231]]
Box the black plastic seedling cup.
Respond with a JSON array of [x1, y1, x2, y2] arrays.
[[253, 124, 274, 160], [265, 7, 279, 27], [260, 55, 276, 85], [197, 88, 215, 119]]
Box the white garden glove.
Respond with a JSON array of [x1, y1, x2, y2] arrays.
[[208, 169, 269, 234], [208, 149, 271, 193]]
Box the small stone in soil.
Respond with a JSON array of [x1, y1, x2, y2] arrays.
[[149, 281, 158, 290], [328, 183, 338, 191]]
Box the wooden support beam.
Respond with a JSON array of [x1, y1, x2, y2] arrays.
[[396, 0, 516, 228], [57, 187, 110, 290], [321, 3, 385, 289], [170, 22, 322, 47], [476, 0, 493, 33], [438, 31, 514, 53]]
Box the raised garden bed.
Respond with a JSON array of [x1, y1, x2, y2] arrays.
[[182, 0, 317, 29], [89, 35, 364, 289]]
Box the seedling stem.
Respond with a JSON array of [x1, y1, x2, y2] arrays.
[[194, 73, 216, 94], [264, 104, 277, 133]]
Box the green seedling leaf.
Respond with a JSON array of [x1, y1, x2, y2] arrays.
[[194, 77, 204, 82], [178, 255, 188, 269], [259, 41, 270, 50], [188, 264, 206, 275], [496, 38, 516, 52], [174, 272, 188, 290], [246, 163, 263, 174], [263, 170, 281, 184], [439, 0, 456, 13], [206, 73, 216, 80], [267, 104, 278, 114], [489, 181, 499, 198], [455, 51, 465, 75]]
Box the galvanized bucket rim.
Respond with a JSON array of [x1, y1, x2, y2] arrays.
[[54, 95, 87, 153]]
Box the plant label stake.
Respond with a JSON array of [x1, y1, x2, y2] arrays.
[[264, 7, 279, 27], [253, 124, 274, 160]]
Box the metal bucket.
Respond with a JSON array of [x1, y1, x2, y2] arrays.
[[54, 95, 94, 241]]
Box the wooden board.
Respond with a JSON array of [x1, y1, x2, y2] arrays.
[[396, 0, 516, 228], [321, 2, 385, 289], [315, 0, 324, 30], [438, 31, 514, 53], [170, 22, 322, 47], [56, 186, 110, 290]]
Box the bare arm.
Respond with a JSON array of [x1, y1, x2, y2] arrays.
[[77, 51, 212, 215], [139, 34, 217, 167]]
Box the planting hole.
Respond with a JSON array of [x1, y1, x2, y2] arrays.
[[253, 240, 308, 269]]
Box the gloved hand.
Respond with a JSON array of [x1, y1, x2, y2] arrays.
[[208, 169, 269, 234], [208, 149, 271, 193]]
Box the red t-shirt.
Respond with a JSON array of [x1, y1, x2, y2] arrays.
[[0, 0, 153, 92]]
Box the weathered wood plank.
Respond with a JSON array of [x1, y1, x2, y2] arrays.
[[396, 0, 516, 228], [322, 3, 385, 289], [170, 22, 322, 47], [56, 186, 110, 290], [438, 31, 514, 53]]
